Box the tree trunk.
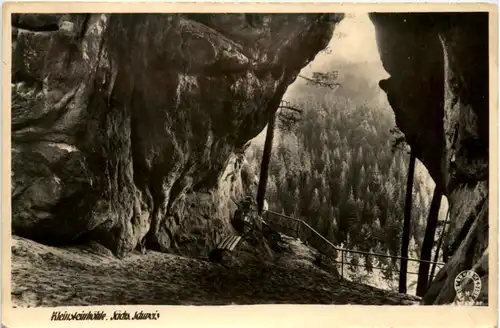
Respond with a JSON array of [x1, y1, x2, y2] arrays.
[[428, 209, 450, 287], [399, 151, 416, 294], [416, 186, 442, 296], [257, 112, 277, 214]]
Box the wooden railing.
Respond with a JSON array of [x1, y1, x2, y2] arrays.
[[263, 210, 446, 279]]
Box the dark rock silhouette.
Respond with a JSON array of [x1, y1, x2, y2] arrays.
[[370, 13, 489, 304]]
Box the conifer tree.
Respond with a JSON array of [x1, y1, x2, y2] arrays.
[[399, 151, 416, 294], [416, 186, 442, 296]]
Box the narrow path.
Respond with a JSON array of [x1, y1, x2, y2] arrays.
[[11, 236, 420, 307]]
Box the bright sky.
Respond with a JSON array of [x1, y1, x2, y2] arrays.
[[298, 13, 389, 81]]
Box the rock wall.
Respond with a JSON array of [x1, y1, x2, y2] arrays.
[[370, 13, 490, 304], [11, 13, 343, 258]]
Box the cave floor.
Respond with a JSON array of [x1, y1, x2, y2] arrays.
[[10, 236, 420, 307]]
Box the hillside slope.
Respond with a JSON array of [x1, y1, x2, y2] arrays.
[[11, 236, 419, 307]]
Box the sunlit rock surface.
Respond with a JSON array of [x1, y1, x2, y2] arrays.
[[11, 13, 342, 258]]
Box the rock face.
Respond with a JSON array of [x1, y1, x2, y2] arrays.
[[11, 13, 343, 258], [370, 13, 490, 304]]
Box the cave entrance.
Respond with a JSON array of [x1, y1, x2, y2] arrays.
[[245, 13, 449, 295]]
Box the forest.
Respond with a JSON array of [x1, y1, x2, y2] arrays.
[[244, 61, 449, 293]]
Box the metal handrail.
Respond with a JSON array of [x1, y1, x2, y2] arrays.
[[263, 209, 446, 273]]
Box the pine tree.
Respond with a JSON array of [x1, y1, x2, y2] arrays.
[[416, 186, 442, 296], [399, 151, 416, 294]]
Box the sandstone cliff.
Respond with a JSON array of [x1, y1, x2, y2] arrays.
[[370, 13, 490, 304], [11, 13, 342, 258]]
